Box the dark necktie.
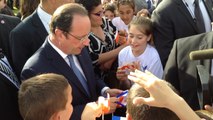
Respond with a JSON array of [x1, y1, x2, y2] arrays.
[[0, 59, 20, 88], [147, 0, 152, 9], [194, 0, 205, 33], [68, 55, 90, 96]]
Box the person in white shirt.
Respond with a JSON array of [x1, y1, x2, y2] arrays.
[[116, 16, 163, 89], [112, 0, 135, 33]]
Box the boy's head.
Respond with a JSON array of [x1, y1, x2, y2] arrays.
[[117, 0, 135, 25], [18, 73, 73, 120], [103, 3, 116, 20], [126, 84, 179, 120]]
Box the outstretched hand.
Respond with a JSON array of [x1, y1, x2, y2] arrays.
[[81, 102, 102, 120], [127, 70, 180, 108], [127, 70, 201, 120]]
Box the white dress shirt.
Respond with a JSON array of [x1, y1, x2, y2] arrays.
[[37, 5, 52, 33]]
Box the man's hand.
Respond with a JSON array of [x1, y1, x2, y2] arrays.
[[105, 88, 123, 97], [107, 97, 119, 114]]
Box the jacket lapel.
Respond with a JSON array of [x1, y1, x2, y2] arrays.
[[175, 0, 198, 33], [31, 10, 48, 46], [196, 32, 213, 107], [43, 40, 90, 97], [198, 33, 213, 73]]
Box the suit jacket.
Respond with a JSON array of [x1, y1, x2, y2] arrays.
[[152, 0, 213, 67], [10, 10, 48, 78], [21, 39, 106, 120], [0, 57, 22, 120], [0, 14, 21, 67], [164, 32, 213, 110]]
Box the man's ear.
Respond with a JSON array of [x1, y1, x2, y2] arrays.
[[49, 112, 61, 120], [55, 28, 66, 40], [126, 113, 133, 120]]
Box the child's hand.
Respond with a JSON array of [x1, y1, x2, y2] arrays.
[[81, 102, 102, 120], [117, 64, 135, 80], [137, 9, 150, 17], [116, 67, 127, 81], [118, 30, 127, 37], [115, 34, 126, 45], [115, 30, 128, 45], [97, 94, 119, 114], [132, 61, 140, 70]]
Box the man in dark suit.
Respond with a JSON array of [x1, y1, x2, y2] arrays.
[[0, 50, 22, 120], [152, 0, 213, 67], [0, 14, 20, 67], [10, 0, 75, 78], [164, 32, 213, 110], [21, 3, 121, 120]]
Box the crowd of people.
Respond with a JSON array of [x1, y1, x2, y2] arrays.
[[1, 0, 213, 119]]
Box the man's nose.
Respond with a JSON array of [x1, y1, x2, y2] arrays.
[[82, 38, 90, 46]]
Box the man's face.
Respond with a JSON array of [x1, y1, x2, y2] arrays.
[[61, 15, 91, 55]]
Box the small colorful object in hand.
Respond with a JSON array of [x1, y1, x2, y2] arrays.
[[98, 93, 110, 113]]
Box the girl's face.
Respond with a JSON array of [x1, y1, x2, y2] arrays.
[[104, 10, 115, 20], [118, 4, 134, 25], [90, 4, 104, 27], [128, 25, 151, 56]]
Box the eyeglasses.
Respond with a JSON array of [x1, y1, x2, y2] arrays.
[[66, 32, 89, 42], [91, 11, 104, 17]]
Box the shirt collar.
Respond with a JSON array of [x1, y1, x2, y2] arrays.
[[183, 0, 195, 5], [37, 5, 52, 33], [47, 36, 68, 59]]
